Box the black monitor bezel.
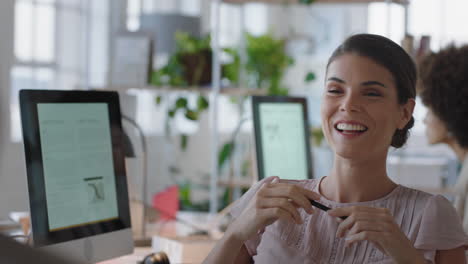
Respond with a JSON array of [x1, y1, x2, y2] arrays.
[[252, 95, 314, 180], [20, 89, 131, 247]]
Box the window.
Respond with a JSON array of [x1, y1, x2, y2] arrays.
[[11, 0, 109, 141]]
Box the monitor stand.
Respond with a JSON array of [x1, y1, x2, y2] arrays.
[[38, 229, 133, 263]]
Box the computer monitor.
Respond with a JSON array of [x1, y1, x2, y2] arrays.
[[252, 96, 313, 180], [19, 90, 133, 263]]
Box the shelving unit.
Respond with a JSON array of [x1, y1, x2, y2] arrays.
[[114, 86, 267, 96], [223, 0, 408, 4], [208, 0, 410, 213]]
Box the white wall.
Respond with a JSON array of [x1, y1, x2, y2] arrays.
[[0, 0, 29, 218]]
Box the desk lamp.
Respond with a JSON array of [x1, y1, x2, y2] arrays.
[[122, 115, 149, 244]]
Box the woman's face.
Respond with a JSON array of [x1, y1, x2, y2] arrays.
[[321, 54, 414, 160], [423, 108, 449, 145]]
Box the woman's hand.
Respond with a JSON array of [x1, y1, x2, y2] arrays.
[[228, 177, 320, 242], [328, 206, 426, 264]]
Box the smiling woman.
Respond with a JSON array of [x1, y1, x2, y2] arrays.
[[203, 34, 468, 264]]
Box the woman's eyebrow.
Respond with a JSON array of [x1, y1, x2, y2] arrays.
[[362, 81, 387, 88], [327, 78, 387, 88], [327, 77, 345, 83]]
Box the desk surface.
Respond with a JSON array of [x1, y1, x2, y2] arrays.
[[98, 247, 153, 264], [98, 212, 220, 264]]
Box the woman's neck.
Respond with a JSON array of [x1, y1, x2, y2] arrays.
[[320, 153, 397, 203]]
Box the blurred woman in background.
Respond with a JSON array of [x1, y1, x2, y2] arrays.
[[419, 45, 468, 230]]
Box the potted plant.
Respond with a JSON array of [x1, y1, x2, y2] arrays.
[[151, 32, 212, 87], [245, 33, 294, 95]]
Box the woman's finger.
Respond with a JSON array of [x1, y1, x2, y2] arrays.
[[263, 184, 316, 213], [262, 207, 297, 225], [335, 212, 386, 238], [258, 197, 303, 224], [268, 182, 321, 200], [344, 230, 383, 247], [345, 220, 386, 237], [345, 231, 387, 254]]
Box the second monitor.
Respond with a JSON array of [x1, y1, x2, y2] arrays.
[[252, 96, 313, 180]]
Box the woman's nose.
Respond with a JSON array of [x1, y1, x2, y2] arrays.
[[340, 94, 360, 112]]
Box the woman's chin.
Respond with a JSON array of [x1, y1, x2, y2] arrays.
[[334, 148, 368, 160]]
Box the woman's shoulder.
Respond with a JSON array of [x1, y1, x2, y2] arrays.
[[395, 185, 449, 207], [395, 184, 435, 199], [398, 186, 468, 249], [392, 185, 454, 214], [379, 185, 468, 251]]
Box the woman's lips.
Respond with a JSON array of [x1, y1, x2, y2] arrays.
[[334, 121, 368, 139]]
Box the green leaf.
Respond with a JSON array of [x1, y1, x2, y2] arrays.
[[181, 134, 188, 151], [168, 109, 176, 118], [197, 95, 209, 111], [218, 142, 235, 170], [222, 48, 241, 84], [175, 97, 188, 109], [305, 72, 316, 83], [245, 32, 293, 94], [299, 0, 315, 4], [155, 96, 162, 105], [175, 31, 211, 54], [178, 183, 191, 207], [185, 109, 198, 121]]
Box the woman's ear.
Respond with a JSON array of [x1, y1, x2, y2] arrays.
[[398, 98, 416, 129]]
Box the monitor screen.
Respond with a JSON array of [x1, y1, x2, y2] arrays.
[[252, 96, 313, 180], [20, 90, 133, 263], [37, 103, 119, 232]]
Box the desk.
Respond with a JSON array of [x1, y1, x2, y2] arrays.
[[99, 212, 219, 264], [98, 235, 216, 264], [98, 247, 153, 264]]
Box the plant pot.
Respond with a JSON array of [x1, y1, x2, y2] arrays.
[[179, 49, 212, 86]]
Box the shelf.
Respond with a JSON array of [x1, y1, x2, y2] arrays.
[[223, 0, 409, 5], [106, 86, 268, 96]]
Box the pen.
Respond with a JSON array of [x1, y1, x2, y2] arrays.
[[309, 199, 347, 220]]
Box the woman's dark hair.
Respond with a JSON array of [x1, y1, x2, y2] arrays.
[[326, 34, 417, 148], [419, 45, 468, 148]]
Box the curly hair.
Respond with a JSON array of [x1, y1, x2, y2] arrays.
[[419, 45, 468, 148], [327, 34, 417, 148]]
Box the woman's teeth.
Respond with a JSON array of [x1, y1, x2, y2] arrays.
[[336, 123, 367, 132]]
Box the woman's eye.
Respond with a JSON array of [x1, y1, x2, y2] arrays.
[[365, 91, 382, 97], [327, 89, 342, 94]]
